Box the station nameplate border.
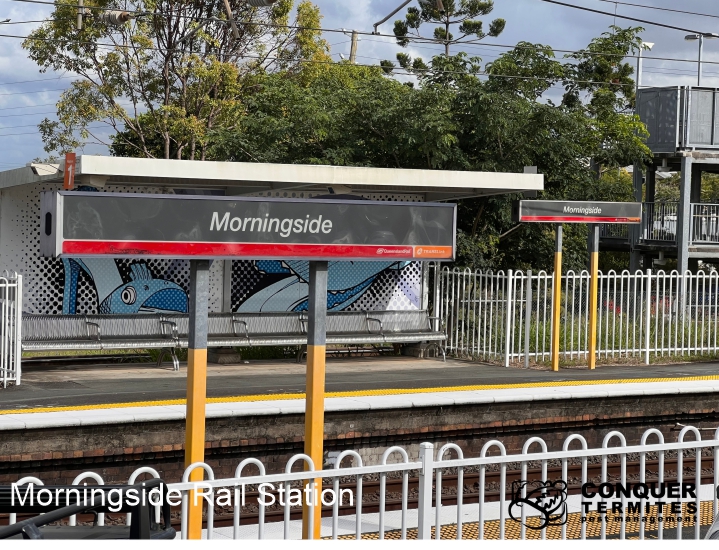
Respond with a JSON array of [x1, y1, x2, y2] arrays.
[[513, 200, 642, 224], [41, 191, 457, 261]]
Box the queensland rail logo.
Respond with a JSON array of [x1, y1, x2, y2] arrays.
[[508, 480, 569, 529]]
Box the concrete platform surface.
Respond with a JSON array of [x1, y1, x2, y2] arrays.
[[2, 356, 719, 412]]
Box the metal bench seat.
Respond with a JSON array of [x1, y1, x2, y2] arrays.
[[21, 314, 179, 367], [21, 309, 445, 371]]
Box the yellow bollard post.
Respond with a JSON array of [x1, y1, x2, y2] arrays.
[[184, 260, 210, 540], [551, 225, 562, 372], [588, 224, 599, 370], [302, 261, 327, 539]]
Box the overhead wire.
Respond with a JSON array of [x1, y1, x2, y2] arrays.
[[538, 0, 706, 34], [595, 0, 719, 20], [0, 122, 123, 137], [4, 5, 719, 66], [0, 2, 715, 108]]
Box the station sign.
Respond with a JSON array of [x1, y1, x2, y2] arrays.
[[40, 191, 457, 261], [512, 200, 642, 224]]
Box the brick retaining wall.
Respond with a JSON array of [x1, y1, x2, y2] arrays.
[[1, 392, 717, 485]]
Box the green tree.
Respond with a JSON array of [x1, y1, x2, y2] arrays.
[[208, 26, 651, 273], [389, 0, 505, 72], [23, 0, 329, 160]]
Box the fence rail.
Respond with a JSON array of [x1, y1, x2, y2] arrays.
[[5, 426, 717, 540], [692, 203, 719, 244], [0, 272, 22, 387], [435, 267, 719, 365]]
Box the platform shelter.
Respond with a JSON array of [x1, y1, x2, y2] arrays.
[[0, 156, 542, 326]]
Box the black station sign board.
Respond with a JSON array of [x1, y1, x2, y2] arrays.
[[41, 191, 457, 261], [512, 200, 642, 224]]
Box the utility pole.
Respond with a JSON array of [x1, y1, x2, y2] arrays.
[[77, 0, 83, 30], [349, 30, 359, 63]]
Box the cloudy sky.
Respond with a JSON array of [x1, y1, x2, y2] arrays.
[[0, 0, 718, 170]]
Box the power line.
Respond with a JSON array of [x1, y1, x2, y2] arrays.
[[0, 123, 121, 138], [0, 102, 58, 111], [596, 0, 719, 20], [0, 87, 71, 96], [9, 27, 719, 69], [0, 110, 58, 118], [6, 6, 718, 67], [0, 121, 56, 129], [538, 0, 706, 34], [0, 75, 75, 86]]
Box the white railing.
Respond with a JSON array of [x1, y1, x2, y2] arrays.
[[692, 203, 719, 244], [169, 427, 719, 540], [10, 426, 718, 540], [599, 202, 678, 244], [643, 201, 678, 242], [0, 272, 22, 387], [436, 267, 719, 365]]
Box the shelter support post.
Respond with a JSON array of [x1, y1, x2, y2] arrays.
[[677, 156, 693, 276], [303, 261, 327, 539], [629, 163, 644, 272], [552, 225, 562, 372], [184, 259, 210, 540], [588, 224, 599, 370]]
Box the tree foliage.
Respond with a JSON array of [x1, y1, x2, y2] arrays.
[[23, 0, 329, 159], [388, 0, 505, 71], [208, 26, 650, 272]]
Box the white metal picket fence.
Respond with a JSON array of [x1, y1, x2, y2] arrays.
[[0, 272, 22, 387], [436, 267, 719, 366], [8, 425, 719, 540]]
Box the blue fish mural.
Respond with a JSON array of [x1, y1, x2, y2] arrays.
[[99, 263, 188, 314], [237, 260, 411, 312], [62, 258, 188, 314]]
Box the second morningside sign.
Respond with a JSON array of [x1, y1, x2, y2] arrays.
[[41, 192, 457, 261], [513, 200, 642, 224]]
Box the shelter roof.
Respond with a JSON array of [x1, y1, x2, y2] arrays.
[[0, 155, 543, 201]]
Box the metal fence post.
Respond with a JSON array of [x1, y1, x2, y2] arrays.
[[644, 269, 652, 365], [504, 270, 514, 368], [432, 262, 441, 332], [417, 442, 434, 540], [524, 270, 532, 369], [15, 274, 22, 386]]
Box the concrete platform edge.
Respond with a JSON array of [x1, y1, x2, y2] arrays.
[[1, 378, 718, 431]]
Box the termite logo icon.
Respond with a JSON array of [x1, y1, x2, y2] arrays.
[[508, 480, 569, 529]]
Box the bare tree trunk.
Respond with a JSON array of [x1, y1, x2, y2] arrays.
[[445, 19, 450, 56]]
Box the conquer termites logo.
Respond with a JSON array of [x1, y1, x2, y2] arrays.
[[508, 480, 569, 529]]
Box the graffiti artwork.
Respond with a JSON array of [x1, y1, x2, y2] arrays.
[[58, 258, 421, 315]]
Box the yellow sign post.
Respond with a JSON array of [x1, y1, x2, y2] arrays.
[[588, 224, 600, 370], [184, 260, 210, 540], [302, 261, 328, 539], [551, 225, 562, 372]]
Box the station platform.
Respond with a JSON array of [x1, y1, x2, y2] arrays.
[[1, 356, 719, 430]]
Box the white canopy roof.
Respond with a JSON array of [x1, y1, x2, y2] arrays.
[[0, 155, 543, 201]]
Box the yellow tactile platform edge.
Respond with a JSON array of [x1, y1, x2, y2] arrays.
[[332, 500, 715, 540], [2, 374, 719, 416]]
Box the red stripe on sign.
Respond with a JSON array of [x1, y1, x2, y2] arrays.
[[61, 240, 453, 259], [521, 216, 641, 223]]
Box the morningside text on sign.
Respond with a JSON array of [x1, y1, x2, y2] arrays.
[[513, 200, 642, 372], [39, 190, 458, 539]]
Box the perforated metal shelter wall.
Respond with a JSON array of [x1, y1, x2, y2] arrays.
[[0, 183, 424, 314]]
